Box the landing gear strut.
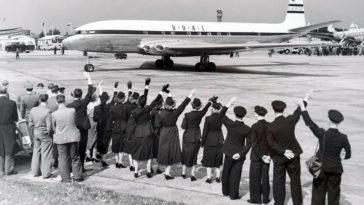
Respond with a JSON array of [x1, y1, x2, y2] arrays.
[[84, 55, 95, 72], [155, 56, 174, 68], [194, 55, 216, 72]]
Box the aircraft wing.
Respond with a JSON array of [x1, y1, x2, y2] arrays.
[[289, 21, 340, 34], [140, 40, 338, 55]]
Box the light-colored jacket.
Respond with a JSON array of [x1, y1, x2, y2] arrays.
[[52, 104, 80, 144], [29, 104, 52, 137]]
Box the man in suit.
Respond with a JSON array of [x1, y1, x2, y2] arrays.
[[47, 85, 60, 168], [67, 72, 93, 171], [248, 106, 271, 204], [52, 95, 83, 182], [0, 86, 18, 176], [221, 97, 251, 200], [299, 100, 351, 205], [267, 100, 304, 205], [29, 94, 54, 178], [19, 81, 39, 120]]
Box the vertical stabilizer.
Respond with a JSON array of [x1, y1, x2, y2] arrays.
[[282, 0, 306, 29]]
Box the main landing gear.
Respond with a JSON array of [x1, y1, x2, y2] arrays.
[[155, 56, 174, 68], [84, 56, 95, 72], [194, 55, 216, 72]]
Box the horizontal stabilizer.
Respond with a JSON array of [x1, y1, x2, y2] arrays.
[[289, 20, 340, 33]]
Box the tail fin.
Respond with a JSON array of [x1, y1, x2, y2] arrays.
[[282, 0, 306, 29], [327, 24, 336, 32]]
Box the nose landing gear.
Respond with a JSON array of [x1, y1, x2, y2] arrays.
[[84, 56, 95, 72]]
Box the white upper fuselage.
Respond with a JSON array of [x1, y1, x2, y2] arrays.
[[334, 28, 364, 42]]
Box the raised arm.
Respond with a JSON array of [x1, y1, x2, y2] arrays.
[[127, 81, 132, 102], [175, 89, 195, 116], [199, 96, 216, 117], [83, 72, 94, 104], [144, 78, 151, 96], [299, 100, 325, 138], [221, 97, 236, 126]]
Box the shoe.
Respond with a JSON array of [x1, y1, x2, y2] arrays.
[[230, 196, 242, 200], [165, 175, 174, 180], [85, 157, 92, 162], [52, 163, 58, 169], [134, 173, 139, 178], [92, 158, 100, 163], [119, 164, 126, 168], [181, 174, 186, 179], [156, 168, 163, 174], [5, 170, 17, 176], [150, 169, 154, 174], [215, 177, 221, 183], [101, 161, 109, 167], [247, 199, 262, 204], [205, 178, 212, 184], [129, 166, 135, 171], [43, 174, 57, 179], [74, 178, 84, 182], [33, 174, 41, 177], [263, 199, 271, 204], [115, 163, 120, 168], [146, 172, 153, 178], [191, 176, 197, 181]]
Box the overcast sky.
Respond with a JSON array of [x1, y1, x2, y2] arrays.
[[1, 0, 363, 33]]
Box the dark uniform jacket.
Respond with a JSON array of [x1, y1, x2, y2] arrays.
[[201, 109, 224, 147], [267, 106, 303, 162], [250, 119, 270, 161], [110, 103, 130, 134], [302, 111, 351, 174], [220, 107, 251, 159], [67, 84, 93, 130], [0, 96, 18, 155], [181, 102, 211, 143], [156, 97, 191, 128]]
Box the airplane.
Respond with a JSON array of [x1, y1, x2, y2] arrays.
[[327, 24, 364, 47], [63, 0, 338, 72], [0, 27, 26, 36]]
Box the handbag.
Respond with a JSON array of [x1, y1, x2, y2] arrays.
[[305, 134, 326, 178]]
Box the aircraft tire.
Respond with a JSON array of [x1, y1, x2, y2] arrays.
[[207, 62, 216, 72], [165, 59, 174, 68], [155, 59, 164, 68], [194, 63, 202, 72], [84, 64, 95, 72]]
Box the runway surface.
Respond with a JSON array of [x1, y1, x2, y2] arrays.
[[1, 50, 363, 204]]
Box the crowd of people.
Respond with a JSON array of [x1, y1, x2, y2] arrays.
[[0, 73, 352, 205]]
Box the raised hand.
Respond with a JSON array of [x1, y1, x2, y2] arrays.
[[188, 89, 196, 99], [127, 81, 132, 89], [162, 84, 170, 93], [145, 77, 151, 86], [114, 81, 119, 89], [209, 96, 218, 103], [304, 89, 314, 102]]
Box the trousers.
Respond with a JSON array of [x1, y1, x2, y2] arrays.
[[312, 171, 342, 205], [249, 160, 270, 202], [31, 134, 53, 177], [221, 156, 244, 199], [57, 142, 83, 182]]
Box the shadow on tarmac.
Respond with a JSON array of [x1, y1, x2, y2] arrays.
[[97, 61, 333, 77]]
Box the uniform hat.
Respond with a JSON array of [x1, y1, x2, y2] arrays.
[[36, 83, 44, 88], [131, 92, 140, 100], [100, 92, 109, 101], [59, 87, 65, 92], [2, 80, 9, 86], [212, 102, 221, 110], [234, 106, 247, 118], [138, 95, 147, 107], [255, 106, 267, 116], [48, 83, 54, 90], [192, 98, 202, 109], [271, 100, 286, 112], [165, 97, 176, 107], [328, 110, 344, 123], [117, 91, 125, 99], [24, 81, 33, 89], [51, 85, 59, 93]]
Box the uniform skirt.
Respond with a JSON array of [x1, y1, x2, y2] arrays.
[[96, 123, 110, 154], [158, 126, 182, 166], [182, 141, 200, 167], [111, 132, 126, 153], [87, 118, 97, 150], [201, 146, 223, 168], [152, 133, 159, 159], [132, 136, 154, 161]]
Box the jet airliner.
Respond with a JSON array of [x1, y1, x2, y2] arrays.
[[63, 0, 338, 72]]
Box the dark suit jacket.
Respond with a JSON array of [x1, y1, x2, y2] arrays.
[[155, 97, 191, 128], [250, 119, 270, 161], [302, 111, 351, 174], [0, 96, 18, 155], [267, 106, 303, 162], [181, 102, 211, 143], [66, 84, 93, 130], [201, 109, 224, 147], [221, 107, 251, 159]]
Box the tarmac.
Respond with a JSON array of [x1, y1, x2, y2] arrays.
[[1, 50, 364, 205]]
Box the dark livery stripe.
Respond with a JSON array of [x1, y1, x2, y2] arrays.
[[80, 30, 294, 36], [287, 11, 305, 13], [289, 4, 304, 7]]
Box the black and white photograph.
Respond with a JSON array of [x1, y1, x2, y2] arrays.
[[0, 0, 363, 204]]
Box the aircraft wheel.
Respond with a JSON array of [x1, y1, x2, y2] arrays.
[[194, 63, 202, 72], [207, 62, 216, 72], [165, 59, 174, 68], [84, 64, 95, 72], [155, 59, 164, 68]]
